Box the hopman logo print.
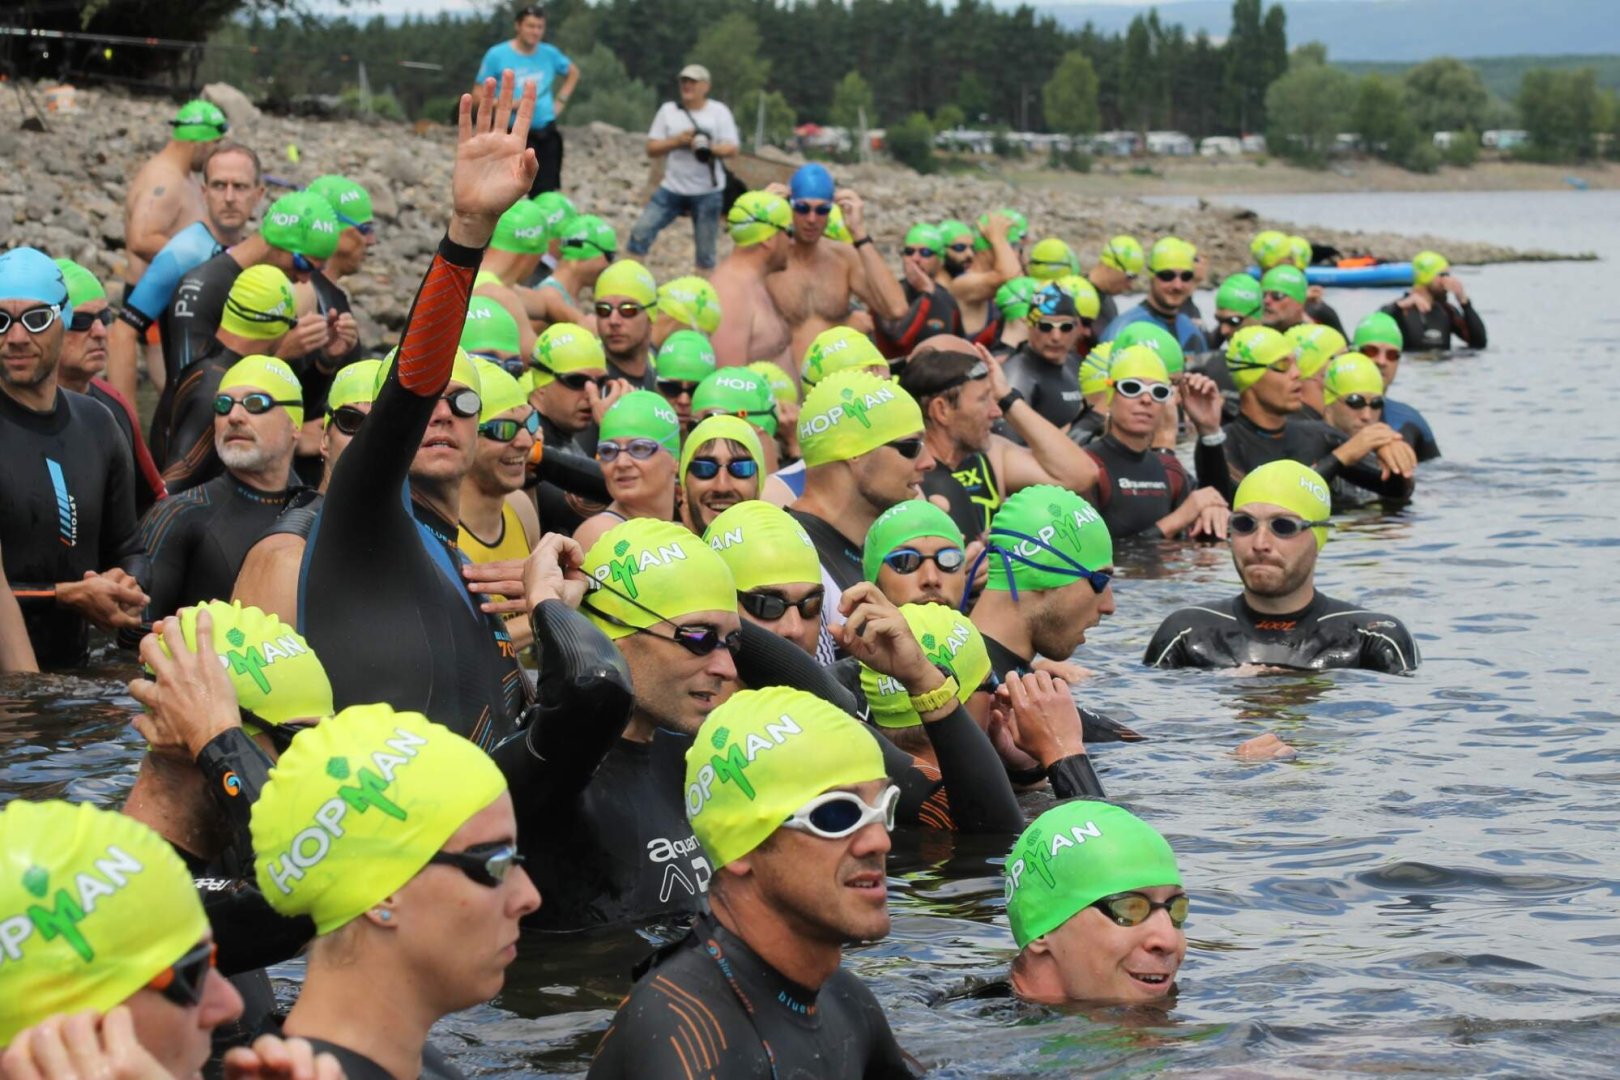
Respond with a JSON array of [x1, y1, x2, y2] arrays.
[[0, 847, 147, 964], [686, 714, 804, 815]]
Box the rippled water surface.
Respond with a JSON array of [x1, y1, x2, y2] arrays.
[[3, 191, 1617, 1076]]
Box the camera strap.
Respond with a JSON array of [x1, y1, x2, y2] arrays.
[[679, 103, 719, 186]]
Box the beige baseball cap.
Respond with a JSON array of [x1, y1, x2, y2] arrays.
[[679, 64, 711, 82]]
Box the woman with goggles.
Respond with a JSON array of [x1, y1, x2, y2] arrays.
[[572, 390, 681, 553]]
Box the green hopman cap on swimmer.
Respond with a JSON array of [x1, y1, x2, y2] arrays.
[[985, 485, 1112, 596], [860, 604, 988, 730], [595, 259, 658, 308], [937, 219, 973, 248], [53, 259, 106, 307], [1412, 250, 1449, 287], [704, 501, 819, 594], [658, 276, 722, 334], [973, 207, 1028, 251], [1233, 459, 1332, 549], [1028, 237, 1075, 281], [905, 223, 943, 251], [1099, 234, 1145, 276], [1216, 273, 1262, 317], [0, 801, 210, 1046], [1261, 265, 1307, 305], [221, 354, 304, 427], [558, 214, 617, 262], [802, 326, 886, 388], [461, 296, 522, 358], [153, 600, 333, 731], [530, 323, 606, 388], [681, 415, 765, 497], [654, 330, 717, 383], [326, 358, 382, 420], [472, 359, 528, 422], [995, 277, 1040, 323], [1005, 801, 1181, 949], [1322, 352, 1384, 406], [306, 175, 373, 227], [693, 368, 777, 437], [600, 389, 681, 456], [532, 191, 577, 239], [1225, 325, 1295, 392], [262, 191, 341, 261], [172, 99, 228, 142], [1113, 320, 1184, 376], [251, 704, 507, 935], [582, 518, 737, 640], [862, 499, 965, 583], [220, 264, 296, 342], [685, 687, 886, 868], [491, 200, 550, 255], [1287, 323, 1347, 380], [729, 191, 792, 247], [748, 361, 797, 405], [798, 369, 924, 468], [1353, 311, 1403, 350]]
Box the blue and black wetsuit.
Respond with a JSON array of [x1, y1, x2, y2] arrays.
[[159, 249, 248, 392], [1144, 592, 1419, 674], [118, 221, 224, 349], [1382, 398, 1440, 461]]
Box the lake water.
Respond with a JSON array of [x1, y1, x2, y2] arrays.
[[4, 190, 1617, 1076]]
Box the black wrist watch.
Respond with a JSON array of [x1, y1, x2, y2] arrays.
[[997, 388, 1023, 413], [853, 236, 873, 248]]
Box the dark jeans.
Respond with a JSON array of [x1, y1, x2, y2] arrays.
[[627, 186, 724, 270], [526, 122, 564, 196]]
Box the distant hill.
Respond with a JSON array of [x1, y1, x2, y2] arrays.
[[1336, 54, 1620, 100], [1036, 0, 1620, 62]]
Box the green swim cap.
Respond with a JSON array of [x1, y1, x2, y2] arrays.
[[532, 191, 577, 240], [748, 360, 798, 405], [704, 501, 820, 593], [728, 191, 792, 247], [0, 801, 210, 1046], [905, 223, 943, 251], [491, 200, 550, 255], [1099, 234, 1145, 276], [1108, 344, 1170, 393], [1028, 237, 1075, 281], [823, 204, 853, 244], [262, 192, 341, 261], [326, 359, 382, 420], [1250, 229, 1289, 271], [1260, 265, 1307, 305], [685, 687, 886, 869], [1234, 459, 1332, 548], [461, 296, 522, 359], [692, 368, 777, 437], [1225, 325, 1295, 392], [862, 499, 965, 583], [973, 208, 1028, 251], [1412, 250, 1449, 287], [1353, 311, 1403, 351], [1079, 348, 1113, 397], [1148, 237, 1195, 273], [984, 485, 1112, 596], [802, 326, 885, 388], [251, 704, 508, 936], [172, 99, 227, 142], [558, 214, 617, 262], [531, 323, 606, 387], [658, 276, 721, 334], [220, 354, 304, 427], [582, 518, 737, 639], [937, 219, 973, 248], [1054, 275, 1101, 320], [1287, 235, 1312, 270], [1322, 352, 1384, 405], [1112, 321, 1184, 376], [653, 330, 717, 383], [220, 264, 296, 342], [156, 600, 333, 729], [1005, 800, 1181, 949], [799, 369, 924, 468], [861, 604, 988, 729], [600, 389, 681, 456], [306, 175, 372, 227], [472, 359, 528, 421], [53, 259, 105, 308], [1287, 323, 1347, 380], [595, 259, 657, 307], [995, 277, 1040, 323], [1215, 273, 1262, 317], [680, 415, 766, 497]]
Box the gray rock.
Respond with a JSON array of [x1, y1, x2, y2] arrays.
[[202, 83, 261, 130]]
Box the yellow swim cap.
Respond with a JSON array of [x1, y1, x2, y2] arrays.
[[680, 414, 765, 497], [1054, 275, 1101, 320], [802, 326, 886, 388], [157, 600, 333, 730], [860, 604, 988, 729], [798, 369, 924, 468], [372, 347, 480, 403], [1287, 324, 1348, 380], [325, 359, 382, 423], [1233, 460, 1332, 548], [0, 800, 209, 1046], [221, 354, 304, 427], [1079, 343, 1113, 397], [748, 360, 798, 405], [1250, 230, 1288, 269], [1028, 237, 1075, 281], [1099, 235, 1145, 276], [594, 259, 658, 308], [1107, 344, 1170, 399], [1412, 250, 1450, 287], [704, 501, 820, 593], [472, 358, 528, 421], [657, 276, 721, 334], [251, 704, 508, 935], [1322, 352, 1384, 405], [581, 518, 737, 640], [685, 687, 886, 868], [1148, 237, 1196, 273], [530, 323, 606, 388], [220, 265, 296, 342], [728, 191, 792, 248], [1225, 325, 1295, 392]]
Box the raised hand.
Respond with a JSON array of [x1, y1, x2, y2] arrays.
[[450, 70, 539, 248]]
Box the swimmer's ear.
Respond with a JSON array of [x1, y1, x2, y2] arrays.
[[364, 900, 399, 929], [1022, 934, 1054, 959]]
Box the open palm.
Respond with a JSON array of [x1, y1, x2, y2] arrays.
[[454, 70, 539, 225]]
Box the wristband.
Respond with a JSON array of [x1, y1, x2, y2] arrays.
[[997, 388, 1024, 413], [1198, 430, 1227, 447], [908, 674, 959, 714], [853, 236, 873, 249]]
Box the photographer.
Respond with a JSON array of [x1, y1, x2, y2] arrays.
[[627, 64, 740, 273]]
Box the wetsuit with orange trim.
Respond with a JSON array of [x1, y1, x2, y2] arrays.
[[875, 282, 963, 358], [153, 341, 244, 493], [299, 235, 528, 749], [589, 913, 916, 1080]]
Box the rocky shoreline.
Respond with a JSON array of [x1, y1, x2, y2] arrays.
[[1, 83, 1579, 347]]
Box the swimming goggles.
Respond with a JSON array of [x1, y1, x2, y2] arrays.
[[783, 785, 899, 840]]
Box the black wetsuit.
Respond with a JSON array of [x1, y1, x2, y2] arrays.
[[300, 237, 527, 749], [290, 273, 363, 486], [162, 250, 247, 385], [1220, 414, 1415, 506], [138, 473, 303, 622], [1068, 404, 1105, 446], [1305, 300, 1344, 336], [533, 410, 594, 535], [1084, 435, 1196, 540], [1096, 291, 1119, 335], [0, 388, 146, 668], [152, 340, 243, 492], [877, 282, 963, 357], [981, 634, 1142, 746], [925, 450, 1001, 541], [605, 355, 657, 391], [87, 379, 166, 517], [589, 914, 916, 1079], [1144, 592, 1419, 674], [1381, 295, 1486, 351], [1001, 346, 1082, 435]]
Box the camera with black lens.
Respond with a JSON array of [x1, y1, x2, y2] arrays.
[[691, 130, 713, 164]]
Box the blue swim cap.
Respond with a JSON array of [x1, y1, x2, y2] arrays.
[[0, 247, 72, 322], [790, 163, 835, 202]]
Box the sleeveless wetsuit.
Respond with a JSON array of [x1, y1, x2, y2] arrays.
[[1001, 346, 1082, 434], [928, 450, 1001, 540], [1144, 592, 1420, 673], [154, 342, 245, 493], [1085, 435, 1192, 540], [1381, 296, 1486, 351], [0, 388, 146, 668], [589, 913, 917, 1079], [1221, 413, 1414, 507], [88, 377, 167, 516], [300, 236, 528, 749]]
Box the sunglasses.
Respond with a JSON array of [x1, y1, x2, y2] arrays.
[[329, 405, 368, 434], [885, 437, 926, 460], [68, 308, 115, 332], [428, 841, 526, 888], [564, 239, 615, 260], [946, 242, 972, 253], [739, 589, 825, 621], [0, 305, 61, 335], [687, 456, 759, 481], [791, 201, 833, 216], [594, 300, 647, 319], [783, 785, 900, 840], [1030, 319, 1078, 334], [1228, 512, 1329, 539], [902, 246, 936, 257], [585, 579, 742, 657], [1216, 312, 1254, 328], [479, 411, 542, 441], [882, 547, 966, 574], [148, 940, 217, 1008], [1114, 378, 1174, 403], [533, 360, 600, 392], [598, 438, 664, 463], [1155, 270, 1195, 283], [1264, 290, 1299, 303], [213, 392, 298, 416], [1340, 393, 1385, 411], [656, 378, 700, 398], [441, 387, 482, 418], [336, 211, 375, 236], [1091, 890, 1190, 928], [1360, 344, 1400, 362]]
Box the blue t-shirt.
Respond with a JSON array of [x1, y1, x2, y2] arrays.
[[122, 222, 224, 326], [476, 41, 572, 129], [1098, 301, 1209, 354]]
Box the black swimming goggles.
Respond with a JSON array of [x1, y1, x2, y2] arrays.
[[1091, 891, 1189, 928], [583, 577, 741, 657], [213, 392, 298, 416], [428, 841, 526, 888], [739, 588, 824, 621], [148, 939, 217, 1007]]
